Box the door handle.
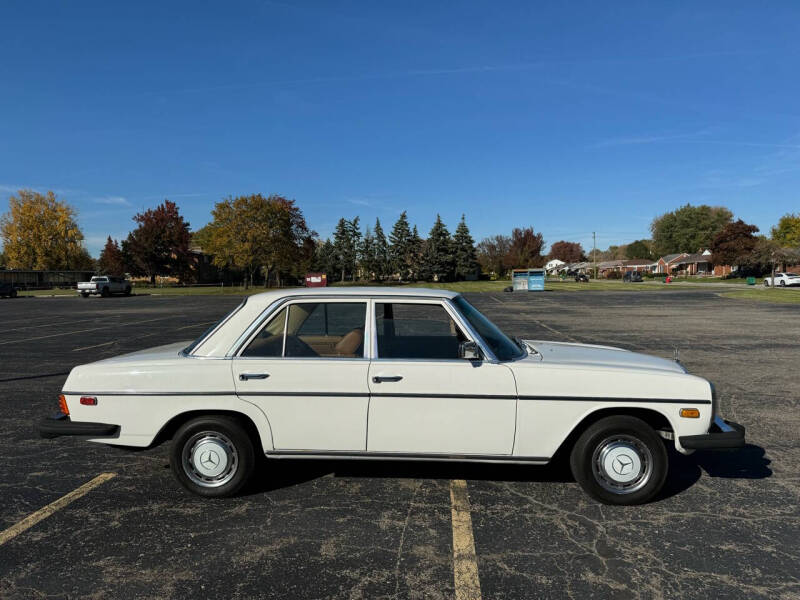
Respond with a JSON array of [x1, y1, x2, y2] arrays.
[[372, 375, 403, 383], [239, 373, 270, 381]]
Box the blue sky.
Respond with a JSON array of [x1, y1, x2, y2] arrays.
[[1, 1, 799, 256]]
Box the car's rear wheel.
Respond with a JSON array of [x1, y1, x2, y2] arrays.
[[570, 415, 668, 505], [169, 415, 256, 498], [80, 291, 89, 298], [101, 286, 110, 297], [780, 280, 786, 287], [124, 286, 131, 296]]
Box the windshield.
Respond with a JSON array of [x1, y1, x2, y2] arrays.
[[452, 296, 525, 361], [182, 299, 247, 355]]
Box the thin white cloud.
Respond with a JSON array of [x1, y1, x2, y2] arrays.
[[92, 196, 131, 206], [591, 130, 712, 148]]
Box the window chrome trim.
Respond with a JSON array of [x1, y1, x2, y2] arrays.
[[232, 297, 370, 359], [367, 297, 497, 363]]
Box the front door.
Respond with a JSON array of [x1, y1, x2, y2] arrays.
[[366, 301, 517, 455], [233, 299, 370, 451]]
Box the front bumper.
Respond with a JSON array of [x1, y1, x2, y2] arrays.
[[679, 416, 745, 450], [39, 413, 120, 439]]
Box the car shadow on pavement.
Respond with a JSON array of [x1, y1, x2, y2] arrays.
[[244, 444, 772, 500], [657, 443, 771, 501]]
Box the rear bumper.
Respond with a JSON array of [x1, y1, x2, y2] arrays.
[[679, 416, 745, 450], [39, 413, 120, 439]]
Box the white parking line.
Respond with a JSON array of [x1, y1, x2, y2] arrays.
[[71, 340, 116, 352], [0, 473, 116, 546], [450, 479, 482, 600], [0, 316, 179, 346]]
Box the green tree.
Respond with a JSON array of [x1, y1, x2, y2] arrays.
[[453, 215, 479, 280], [312, 238, 337, 279], [409, 225, 424, 280], [710, 219, 759, 267], [123, 199, 192, 283], [348, 217, 362, 280], [650, 204, 733, 255], [360, 226, 377, 280], [389, 211, 413, 279], [420, 215, 454, 281], [202, 194, 313, 288], [625, 239, 654, 260], [0, 189, 91, 270], [97, 236, 126, 276], [333, 218, 355, 281], [373, 218, 390, 280], [771, 213, 800, 248]]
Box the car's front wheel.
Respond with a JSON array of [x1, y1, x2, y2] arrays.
[[570, 415, 668, 505], [169, 415, 256, 497]]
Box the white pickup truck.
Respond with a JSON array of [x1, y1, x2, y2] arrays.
[[77, 276, 132, 297]]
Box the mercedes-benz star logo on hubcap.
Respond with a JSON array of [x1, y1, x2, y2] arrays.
[[612, 454, 633, 475], [200, 450, 219, 468]]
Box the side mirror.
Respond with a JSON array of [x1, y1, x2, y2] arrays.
[[459, 340, 482, 361]]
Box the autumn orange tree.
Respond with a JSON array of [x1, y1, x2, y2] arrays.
[[97, 236, 126, 276], [201, 194, 315, 288], [0, 189, 93, 270]]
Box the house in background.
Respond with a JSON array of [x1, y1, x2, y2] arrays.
[[622, 259, 653, 272], [544, 258, 566, 274], [653, 253, 687, 274], [672, 251, 713, 276]]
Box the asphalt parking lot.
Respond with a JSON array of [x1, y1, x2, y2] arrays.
[[0, 289, 797, 599]]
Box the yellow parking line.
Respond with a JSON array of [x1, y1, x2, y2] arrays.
[[0, 473, 116, 546], [450, 479, 482, 600]]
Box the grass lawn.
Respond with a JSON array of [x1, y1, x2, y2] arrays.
[[720, 288, 800, 304]]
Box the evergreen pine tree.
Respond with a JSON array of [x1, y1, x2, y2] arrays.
[[361, 226, 376, 280], [332, 218, 352, 281], [409, 225, 424, 281], [421, 215, 454, 281], [347, 216, 362, 280], [373, 218, 389, 280], [389, 211, 412, 280], [453, 214, 479, 280]]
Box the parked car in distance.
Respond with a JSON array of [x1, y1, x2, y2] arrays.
[[574, 273, 589, 282], [40, 287, 745, 505], [623, 271, 643, 283], [763, 272, 800, 287], [77, 275, 131, 297], [0, 281, 19, 298]]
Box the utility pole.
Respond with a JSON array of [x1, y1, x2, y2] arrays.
[[592, 231, 597, 280]]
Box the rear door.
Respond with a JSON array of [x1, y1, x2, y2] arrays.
[[366, 300, 517, 455], [233, 299, 370, 451]]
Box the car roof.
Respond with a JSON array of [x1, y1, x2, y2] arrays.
[[248, 286, 460, 302]]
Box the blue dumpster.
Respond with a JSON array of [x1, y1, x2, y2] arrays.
[[512, 268, 546, 291]]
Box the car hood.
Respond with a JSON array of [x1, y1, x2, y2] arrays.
[[520, 340, 686, 374]]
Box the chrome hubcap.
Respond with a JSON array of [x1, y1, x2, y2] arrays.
[[592, 435, 652, 494], [183, 432, 238, 488]]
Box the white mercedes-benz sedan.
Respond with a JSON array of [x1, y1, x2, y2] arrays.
[[40, 287, 744, 505]]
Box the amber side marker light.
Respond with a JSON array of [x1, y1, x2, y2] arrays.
[[680, 408, 700, 418], [58, 394, 69, 416]]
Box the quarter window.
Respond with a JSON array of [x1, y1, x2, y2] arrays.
[[375, 303, 467, 359], [241, 302, 366, 358]]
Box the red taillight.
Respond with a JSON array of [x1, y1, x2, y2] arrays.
[[80, 396, 97, 406], [58, 394, 69, 415]]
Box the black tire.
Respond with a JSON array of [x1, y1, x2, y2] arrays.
[[570, 415, 668, 505], [10, 289, 17, 298], [780, 280, 786, 287], [169, 415, 256, 498], [101, 286, 110, 297], [764, 280, 770, 287], [124, 286, 131, 296], [80, 292, 89, 298]]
